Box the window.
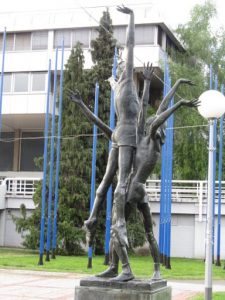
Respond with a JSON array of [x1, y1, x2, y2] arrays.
[[6, 34, 15, 51], [3, 73, 12, 93], [15, 32, 31, 51], [14, 73, 29, 92], [54, 30, 71, 48], [158, 26, 163, 47], [20, 132, 44, 171], [0, 33, 14, 51], [32, 72, 46, 92], [0, 132, 14, 171], [72, 28, 89, 48], [32, 31, 48, 50], [114, 26, 126, 45], [135, 25, 155, 45], [91, 28, 98, 42]]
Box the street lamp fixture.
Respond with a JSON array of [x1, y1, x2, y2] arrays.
[[198, 89, 225, 300]]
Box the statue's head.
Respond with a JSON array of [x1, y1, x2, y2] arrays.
[[145, 115, 156, 135], [116, 60, 125, 79], [145, 115, 166, 145]]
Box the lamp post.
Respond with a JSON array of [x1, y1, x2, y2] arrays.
[[198, 89, 225, 300]]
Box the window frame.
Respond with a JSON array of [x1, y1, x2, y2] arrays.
[[31, 31, 48, 51], [14, 32, 32, 52], [31, 72, 47, 93]]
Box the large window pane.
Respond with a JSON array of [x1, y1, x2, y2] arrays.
[[72, 28, 89, 48], [91, 28, 98, 42], [0, 33, 14, 51], [135, 25, 155, 45], [20, 132, 44, 171], [3, 73, 12, 92], [158, 26, 163, 47], [114, 26, 126, 45], [14, 73, 29, 92], [6, 34, 15, 51], [0, 132, 14, 171], [32, 72, 46, 92], [15, 33, 31, 51], [32, 31, 48, 50], [54, 30, 71, 48]]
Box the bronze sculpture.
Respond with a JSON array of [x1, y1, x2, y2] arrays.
[[68, 5, 199, 282]]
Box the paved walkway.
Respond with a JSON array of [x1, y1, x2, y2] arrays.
[[0, 269, 224, 300]]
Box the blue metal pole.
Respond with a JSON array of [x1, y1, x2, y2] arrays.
[[163, 64, 170, 268], [87, 82, 99, 269], [52, 42, 64, 259], [46, 48, 58, 261], [0, 28, 6, 135], [104, 48, 117, 265], [38, 59, 52, 265], [159, 55, 168, 263], [159, 141, 166, 263], [166, 74, 174, 270], [215, 84, 224, 267]]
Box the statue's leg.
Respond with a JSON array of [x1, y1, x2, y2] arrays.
[[96, 198, 134, 278], [137, 201, 162, 281], [96, 206, 119, 278], [111, 146, 134, 282], [84, 147, 118, 246]]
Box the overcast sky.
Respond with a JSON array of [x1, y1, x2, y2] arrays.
[[0, 0, 224, 30]]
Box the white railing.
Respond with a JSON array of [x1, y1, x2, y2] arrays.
[[2, 177, 225, 205], [145, 179, 225, 203], [5, 178, 41, 197]]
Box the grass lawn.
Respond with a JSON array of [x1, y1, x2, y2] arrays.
[[0, 248, 225, 280], [190, 292, 225, 300]]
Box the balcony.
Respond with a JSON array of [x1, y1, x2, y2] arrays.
[[1, 93, 54, 131]]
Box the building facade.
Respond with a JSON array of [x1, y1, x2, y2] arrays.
[[1, 5, 213, 259]]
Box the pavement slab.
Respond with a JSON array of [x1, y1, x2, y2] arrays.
[[0, 269, 224, 300]]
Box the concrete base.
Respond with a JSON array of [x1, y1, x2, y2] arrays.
[[75, 277, 171, 300]]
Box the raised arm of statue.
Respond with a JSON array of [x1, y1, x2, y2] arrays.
[[149, 98, 200, 139], [117, 5, 134, 78], [156, 78, 195, 115], [67, 89, 113, 140], [138, 63, 154, 137]]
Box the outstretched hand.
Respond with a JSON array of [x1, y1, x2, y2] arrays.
[[179, 78, 196, 86], [142, 62, 154, 81], [117, 5, 133, 14], [66, 88, 83, 104], [181, 98, 200, 108]]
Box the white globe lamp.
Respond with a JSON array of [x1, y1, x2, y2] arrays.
[[198, 90, 225, 119]]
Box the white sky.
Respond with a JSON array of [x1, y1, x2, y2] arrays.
[[0, 0, 224, 30]]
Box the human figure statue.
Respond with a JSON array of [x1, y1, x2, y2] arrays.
[[68, 73, 198, 282], [68, 4, 199, 282]]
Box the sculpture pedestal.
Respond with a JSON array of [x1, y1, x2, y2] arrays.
[[75, 277, 171, 300]]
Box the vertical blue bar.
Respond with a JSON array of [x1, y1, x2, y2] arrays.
[[159, 55, 169, 261], [104, 48, 117, 258], [0, 28, 6, 134], [88, 83, 99, 261], [52, 42, 64, 254], [38, 59, 52, 265], [164, 66, 172, 266], [46, 48, 58, 259], [166, 75, 174, 267], [216, 84, 224, 265], [159, 56, 167, 257]]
